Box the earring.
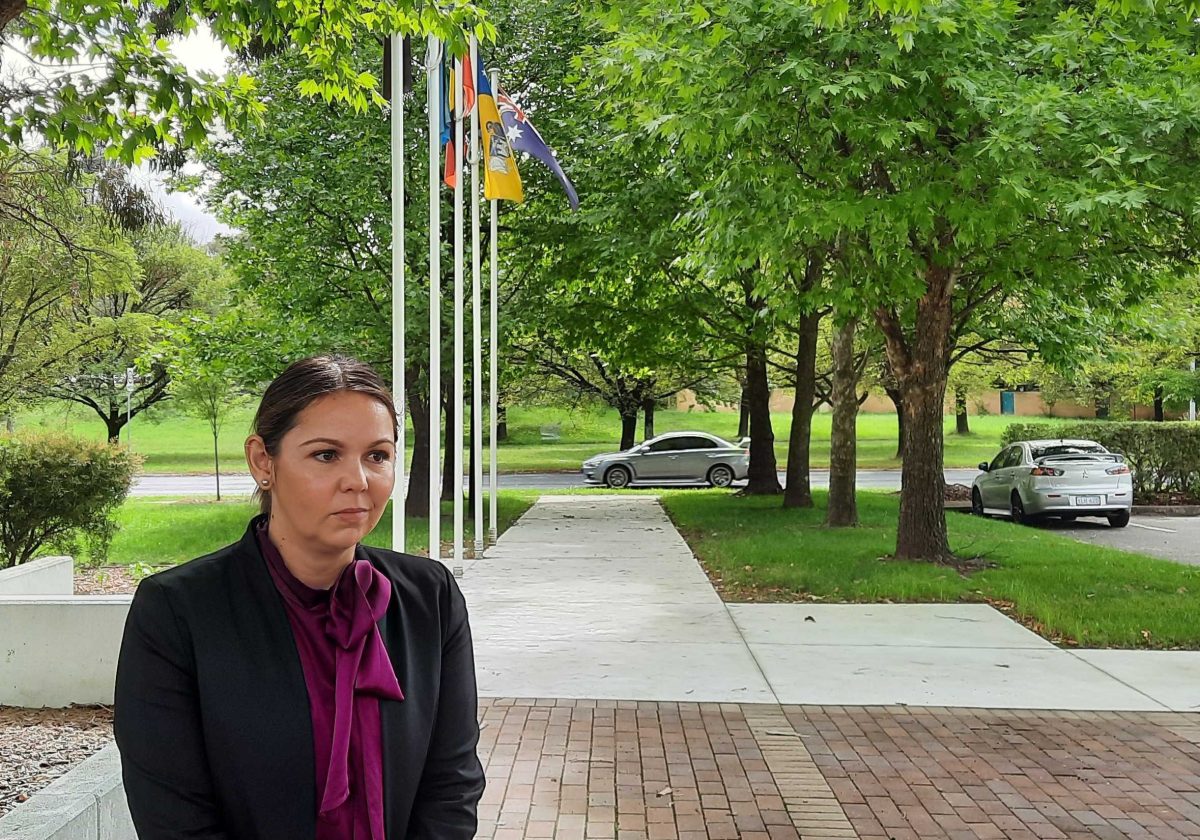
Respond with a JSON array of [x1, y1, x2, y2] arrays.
[[260, 479, 270, 488]]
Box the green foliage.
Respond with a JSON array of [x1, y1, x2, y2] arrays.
[[0, 149, 140, 410], [1002, 421, 1200, 503], [3, 0, 489, 163], [0, 434, 137, 568]]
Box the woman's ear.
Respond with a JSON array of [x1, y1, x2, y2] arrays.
[[245, 435, 273, 483]]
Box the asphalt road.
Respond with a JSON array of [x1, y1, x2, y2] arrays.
[[1035, 515, 1200, 567], [131, 468, 983, 497]]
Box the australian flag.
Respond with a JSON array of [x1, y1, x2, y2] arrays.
[[496, 88, 579, 211]]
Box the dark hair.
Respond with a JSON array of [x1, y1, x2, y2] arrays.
[[251, 355, 398, 514]]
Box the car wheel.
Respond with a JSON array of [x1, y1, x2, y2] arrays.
[[604, 465, 632, 489], [708, 464, 734, 488], [1010, 491, 1031, 526], [971, 488, 984, 516], [1107, 510, 1131, 528]]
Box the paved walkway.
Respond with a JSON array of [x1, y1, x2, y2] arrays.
[[460, 495, 1200, 712], [460, 494, 1200, 838]]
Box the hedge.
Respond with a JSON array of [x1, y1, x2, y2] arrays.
[[1001, 421, 1200, 504], [0, 434, 139, 568]]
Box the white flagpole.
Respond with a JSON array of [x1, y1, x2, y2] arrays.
[[470, 36, 484, 557], [390, 33, 406, 554], [488, 67, 500, 544], [452, 53, 465, 577], [427, 36, 442, 564]]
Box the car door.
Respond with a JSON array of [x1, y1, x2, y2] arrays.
[[981, 447, 1016, 507], [670, 436, 719, 480], [634, 438, 678, 480], [994, 445, 1027, 505]]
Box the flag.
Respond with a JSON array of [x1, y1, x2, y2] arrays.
[[440, 57, 457, 188], [440, 53, 477, 189], [496, 87, 579, 210], [477, 61, 524, 202]]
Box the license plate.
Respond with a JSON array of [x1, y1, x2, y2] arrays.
[[1075, 495, 1102, 506]]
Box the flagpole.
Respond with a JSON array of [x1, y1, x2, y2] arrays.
[[427, 35, 442, 565], [390, 33, 406, 554], [470, 36, 484, 558], [452, 53, 465, 578], [488, 67, 500, 545]]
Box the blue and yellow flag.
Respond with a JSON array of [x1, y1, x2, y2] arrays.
[[477, 61, 524, 202]]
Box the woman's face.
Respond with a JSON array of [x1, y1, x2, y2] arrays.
[[247, 391, 397, 555]]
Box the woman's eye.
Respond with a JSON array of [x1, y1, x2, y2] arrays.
[[369, 450, 392, 463], [314, 450, 337, 462]]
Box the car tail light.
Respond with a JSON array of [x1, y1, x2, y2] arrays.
[[1106, 465, 1130, 475], [1030, 466, 1064, 476]]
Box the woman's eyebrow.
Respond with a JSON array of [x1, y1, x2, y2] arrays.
[[298, 437, 395, 447]]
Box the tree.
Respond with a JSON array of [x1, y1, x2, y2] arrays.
[[2, 1, 486, 164], [47, 222, 225, 441], [0, 149, 138, 410], [591, 0, 1200, 561]]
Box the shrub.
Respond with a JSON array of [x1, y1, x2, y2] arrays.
[[0, 435, 139, 568], [1002, 421, 1200, 504]]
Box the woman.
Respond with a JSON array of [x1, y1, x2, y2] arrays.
[[114, 355, 484, 840]]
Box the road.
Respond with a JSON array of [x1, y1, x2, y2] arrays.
[[1037, 515, 1200, 567], [131, 468, 984, 497]]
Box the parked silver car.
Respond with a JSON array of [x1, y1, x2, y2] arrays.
[[971, 439, 1133, 527], [582, 432, 750, 488]]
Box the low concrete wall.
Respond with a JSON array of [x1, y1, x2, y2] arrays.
[[0, 743, 132, 840], [0, 556, 74, 596], [0, 596, 131, 707]]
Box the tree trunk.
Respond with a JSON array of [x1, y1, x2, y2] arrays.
[[441, 396, 457, 503], [105, 409, 124, 444], [783, 310, 821, 508], [213, 430, 221, 501], [825, 319, 859, 527], [406, 388, 431, 519], [4, 414, 12, 434], [955, 387, 970, 435], [885, 386, 906, 460], [743, 343, 782, 495], [737, 382, 750, 439], [0, 0, 27, 34], [1154, 387, 1165, 422], [875, 261, 955, 561], [496, 404, 508, 441], [619, 410, 638, 450], [1095, 398, 1110, 419], [642, 397, 656, 440]]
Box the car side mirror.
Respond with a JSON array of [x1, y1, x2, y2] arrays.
[[978, 462, 990, 472]]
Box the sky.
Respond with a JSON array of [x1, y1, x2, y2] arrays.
[[2, 25, 234, 243]]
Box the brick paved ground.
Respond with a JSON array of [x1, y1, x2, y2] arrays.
[[476, 699, 1200, 840]]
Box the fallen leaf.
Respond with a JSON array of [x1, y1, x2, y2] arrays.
[[657, 787, 673, 797]]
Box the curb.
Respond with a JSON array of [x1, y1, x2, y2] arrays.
[[1132, 505, 1200, 517], [0, 742, 131, 840]]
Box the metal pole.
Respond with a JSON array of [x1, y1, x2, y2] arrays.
[[488, 68, 500, 544], [427, 36, 442, 564], [452, 53, 465, 577], [470, 36, 484, 557], [1191, 357, 1197, 422], [390, 32, 406, 554]]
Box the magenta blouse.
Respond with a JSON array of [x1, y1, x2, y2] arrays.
[[256, 525, 404, 840]]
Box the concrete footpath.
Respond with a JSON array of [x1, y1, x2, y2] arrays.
[[460, 495, 1200, 712], [459, 496, 1200, 839]]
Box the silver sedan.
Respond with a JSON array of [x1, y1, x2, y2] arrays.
[[971, 439, 1134, 527], [582, 432, 750, 489]]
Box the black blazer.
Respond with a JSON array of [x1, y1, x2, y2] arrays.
[[113, 517, 485, 840]]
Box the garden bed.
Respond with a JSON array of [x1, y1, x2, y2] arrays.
[[0, 705, 113, 818]]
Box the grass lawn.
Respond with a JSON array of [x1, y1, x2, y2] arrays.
[[15, 402, 1020, 474], [659, 490, 1200, 650], [76, 491, 537, 569]]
